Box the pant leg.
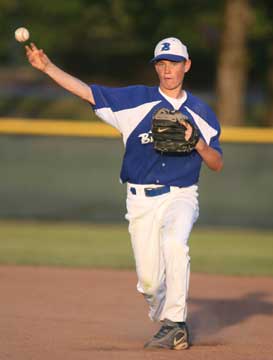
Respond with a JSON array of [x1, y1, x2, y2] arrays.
[[159, 187, 199, 322], [125, 193, 166, 321]]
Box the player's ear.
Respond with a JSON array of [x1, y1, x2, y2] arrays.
[[184, 59, 191, 73]]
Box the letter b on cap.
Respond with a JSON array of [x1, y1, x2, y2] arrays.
[[161, 42, 171, 51]]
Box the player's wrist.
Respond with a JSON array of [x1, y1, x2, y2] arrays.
[[43, 61, 54, 74], [195, 138, 206, 152]]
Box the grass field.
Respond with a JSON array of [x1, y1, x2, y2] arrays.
[[0, 221, 272, 276]]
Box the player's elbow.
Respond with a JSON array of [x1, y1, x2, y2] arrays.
[[206, 155, 223, 172], [213, 157, 224, 172]]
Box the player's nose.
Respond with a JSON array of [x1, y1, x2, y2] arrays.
[[164, 64, 171, 74]]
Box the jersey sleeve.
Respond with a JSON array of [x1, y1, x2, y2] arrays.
[[204, 106, 222, 154], [184, 93, 223, 155], [200, 105, 222, 154], [209, 125, 222, 154], [90, 84, 138, 131]]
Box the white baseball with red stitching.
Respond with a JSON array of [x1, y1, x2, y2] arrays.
[[15, 27, 30, 42]]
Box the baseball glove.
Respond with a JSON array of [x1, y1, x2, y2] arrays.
[[152, 107, 200, 153]]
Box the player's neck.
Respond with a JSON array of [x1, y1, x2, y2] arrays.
[[159, 86, 184, 99]]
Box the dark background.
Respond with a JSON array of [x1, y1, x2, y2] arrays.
[[0, 0, 272, 125]]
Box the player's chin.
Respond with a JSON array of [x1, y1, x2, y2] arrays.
[[161, 80, 181, 91]]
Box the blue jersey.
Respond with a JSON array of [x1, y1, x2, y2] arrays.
[[90, 85, 222, 187]]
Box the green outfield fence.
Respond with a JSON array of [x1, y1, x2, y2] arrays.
[[0, 118, 272, 228]]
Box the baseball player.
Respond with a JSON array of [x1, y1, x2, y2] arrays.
[[25, 37, 223, 350]]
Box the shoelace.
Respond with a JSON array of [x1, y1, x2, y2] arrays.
[[154, 324, 174, 339]]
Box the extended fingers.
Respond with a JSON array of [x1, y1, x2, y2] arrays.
[[25, 44, 31, 55], [25, 43, 40, 55], [30, 42, 38, 51]]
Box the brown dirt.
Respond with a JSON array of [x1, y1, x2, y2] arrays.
[[0, 265, 273, 360]]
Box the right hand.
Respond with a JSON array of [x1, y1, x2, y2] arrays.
[[25, 43, 51, 72]]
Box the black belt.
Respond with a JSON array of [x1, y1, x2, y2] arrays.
[[130, 185, 171, 197]]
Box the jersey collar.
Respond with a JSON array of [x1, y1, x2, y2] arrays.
[[158, 87, 187, 109]]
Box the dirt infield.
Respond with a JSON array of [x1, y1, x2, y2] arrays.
[[1, 266, 273, 360]]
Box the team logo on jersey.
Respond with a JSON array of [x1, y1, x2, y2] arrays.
[[138, 131, 154, 144]]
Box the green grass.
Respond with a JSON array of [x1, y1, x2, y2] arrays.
[[190, 227, 273, 276], [0, 221, 134, 269], [0, 221, 272, 276]]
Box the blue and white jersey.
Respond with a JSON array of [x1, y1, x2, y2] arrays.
[[90, 85, 222, 187]]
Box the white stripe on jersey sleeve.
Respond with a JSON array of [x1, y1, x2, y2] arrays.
[[94, 107, 118, 129], [95, 100, 161, 144], [185, 106, 218, 144]]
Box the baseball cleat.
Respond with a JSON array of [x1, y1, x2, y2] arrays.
[[144, 319, 190, 350]]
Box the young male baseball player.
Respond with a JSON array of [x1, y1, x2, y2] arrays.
[[25, 37, 223, 350]]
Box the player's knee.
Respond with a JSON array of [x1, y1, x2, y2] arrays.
[[178, 243, 191, 264], [181, 243, 190, 257], [166, 240, 190, 259], [137, 278, 163, 296]]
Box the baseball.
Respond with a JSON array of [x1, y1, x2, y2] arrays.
[[15, 27, 30, 42]]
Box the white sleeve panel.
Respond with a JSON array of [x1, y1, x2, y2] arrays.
[[185, 106, 218, 144], [96, 100, 161, 144], [94, 107, 120, 130]]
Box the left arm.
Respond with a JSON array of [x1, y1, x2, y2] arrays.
[[182, 121, 223, 172], [195, 138, 223, 172]]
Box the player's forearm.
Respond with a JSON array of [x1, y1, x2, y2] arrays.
[[44, 62, 95, 104], [195, 138, 223, 172]]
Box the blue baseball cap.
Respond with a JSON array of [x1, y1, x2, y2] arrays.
[[151, 37, 189, 63]]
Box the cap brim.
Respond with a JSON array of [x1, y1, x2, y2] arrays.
[[150, 54, 187, 63]]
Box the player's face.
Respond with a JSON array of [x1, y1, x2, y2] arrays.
[[154, 59, 191, 94]]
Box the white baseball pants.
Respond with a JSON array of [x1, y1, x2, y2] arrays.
[[125, 183, 199, 323]]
